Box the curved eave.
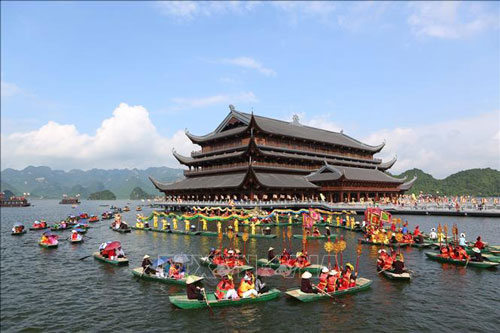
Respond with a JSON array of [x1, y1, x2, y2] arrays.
[[378, 156, 397, 171], [173, 151, 194, 165], [400, 176, 418, 191], [339, 133, 386, 153], [185, 124, 249, 144]]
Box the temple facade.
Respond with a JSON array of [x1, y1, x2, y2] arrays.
[[150, 106, 416, 202]]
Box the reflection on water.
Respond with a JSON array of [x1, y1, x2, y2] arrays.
[[1, 200, 499, 332]]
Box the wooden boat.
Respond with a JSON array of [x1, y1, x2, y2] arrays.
[[377, 266, 411, 281], [131, 226, 152, 231], [12, 230, 27, 235], [39, 242, 58, 248], [89, 216, 99, 223], [136, 206, 142, 211], [93, 252, 129, 265], [199, 231, 219, 237], [293, 234, 327, 240], [70, 238, 84, 244], [359, 239, 410, 247], [285, 277, 372, 302], [424, 252, 499, 269], [169, 288, 281, 309], [29, 226, 48, 231], [168, 230, 201, 236], [256, 259, 324, 274], [131, 268, 204, 285], [199, 257, 252, 273], [109, 227, 131, 233], [481, 254, 500, 263]]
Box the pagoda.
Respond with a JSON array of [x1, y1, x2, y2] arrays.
[[150, 105, 416, 202]]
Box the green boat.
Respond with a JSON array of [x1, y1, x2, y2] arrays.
[[39, 242, 58, 248], [359, 239, 409, 248], [377, 266, 411, 281], [169, 288, 281, 309], [93, 252, 129, 265], [293, 234, 327, 240], [238, 232, 277, 239], [410, 242, 433, 249], [256, 259, 324, 274], [199, 257, 253, 273], [424, 252, 499, 269], [131, 226, 152, 231], [131, 268, 204, 285], [481, 254, 500, 263], [169, 230, 201, 236], [110, 227, 131, 233], [285, 277, 372, 302], [11, 230, 27, 236], [199, 231, 219, 237]]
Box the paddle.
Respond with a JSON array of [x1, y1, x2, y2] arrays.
[[312, 284, 345, 307], [202, 288, 215, 315], [264, 256, 278, 266], [79, 255, 92, 260]]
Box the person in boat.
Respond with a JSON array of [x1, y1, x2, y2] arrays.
[[119, 221, 129, 230], [458, 233, 467, 247], [429, 228, 438, 240], [317, 267, 329, 292], [71, 230, 82, 241], [142, 255, 156, 275], [267, 247, 278, 263], [326, 270, 338, 292], [300, 271, 317, 294], [263, 226, 272, 235], [390, 234, 398, 244], [163, 259, 172, 276], [392, 254, 405, 274], [208, 248, 216, 260], [295, 252, 311, 268], [439, 245, 449, 258], [215, 275, 239, 300], [312, 227, 321, 237], [144, 220, 150, 228], [12, 225, 24, 233], [340, 263, 354, 290], [40, 233, 49, 244], [186, 276, 205, 300], [325, 226, 331, 236], [474, 236, 486, 250], [255, 275, 269, 294], [456, 246, 469, 260], [402, 223, 409, 235], [238, 275, 258, 298], [377, 249, 388, 268], [471, 247, 484, 262], [244, 270, 256, 284], [280, 248, 290, 264], [156, 264, 165, 278]]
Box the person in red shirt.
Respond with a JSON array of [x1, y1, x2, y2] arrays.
[[317, 267, 329, 291], [474, 236, 485, 250]]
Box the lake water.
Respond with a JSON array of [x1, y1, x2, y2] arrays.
[[1, 200, 499, 332]]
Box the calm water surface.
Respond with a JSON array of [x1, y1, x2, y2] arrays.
[[1, 200, 499, 332]]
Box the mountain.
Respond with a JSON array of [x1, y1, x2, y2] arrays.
[[130, 187, 154, 200], [88, 190, 116, 200], [394, 168, 500, 196], [0, 166, 184, 199]]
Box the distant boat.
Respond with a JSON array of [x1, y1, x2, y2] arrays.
[[0, 192, 31, 207], [60, 195, 80, 205]]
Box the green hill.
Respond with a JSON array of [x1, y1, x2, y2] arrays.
[[88, 190, 116, 200], [395, 168, 500, 196], [130, 187, 154, 200]]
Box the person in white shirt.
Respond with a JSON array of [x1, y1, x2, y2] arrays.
[[429, 228, 438, 240]]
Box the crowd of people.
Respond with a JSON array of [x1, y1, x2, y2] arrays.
[[40, 232, 58, 245], [213, 270, 268, 300], [377, 249, 406, 274], [99, 242, 126, 260], [300, 263, 356, 294], [267, 247, 312, 268], [207, 247, 247, 268], [141, 255, 186, 279]]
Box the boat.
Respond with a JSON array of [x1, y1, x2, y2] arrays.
[[360, 239, 410, 247], [109, 226, 131, 233], [0, 192, 31, 207], [167, 230, 201, 236], [377, 266, 411, 281], [59, 195, 80, 205], [89, 216, 99, 223], [256, 259, 324, 274], [239, 232, 277, 239], [293, 234, 327, 240], [198, 231, 219, 237], [93, 252, 129, 265], [424, 252, 499, 269], [131, 268, 204, 285], [70, 237, 84, 244], [169, 288, 281, 309], [410, 242, 433, 249], [101, 212, 114, 220], [131, 226, 152, 231], [50, 225, 69, 231], [39, 241, 58, 248], [199, 257, 253, 273], [29, 222, 48, 231], [123, 206, 131, 212], [12, 229, 27, 235], [481, 254, 500, 263], [136, 206, 142, 211], [285, 277, 372, 302]]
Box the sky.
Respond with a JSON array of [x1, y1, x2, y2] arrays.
[[1, 1, 499, 178]]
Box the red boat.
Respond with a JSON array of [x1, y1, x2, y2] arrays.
[[80, 213, 89, 219], [29, 221, 48, 230], [89, 215, 99, 222]]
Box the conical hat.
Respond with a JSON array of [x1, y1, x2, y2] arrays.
[[186, 276, 195, 284], [301, 271, 312, 279]]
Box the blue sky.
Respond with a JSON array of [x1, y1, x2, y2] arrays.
[[1, 1, 499, 177]]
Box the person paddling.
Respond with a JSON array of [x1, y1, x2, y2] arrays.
[[141, 255, 156, 275], [393, 254, 405, 274], [186, 276, 205, 300], [267, 247, 278, 263], [300, 271, 317, 294], [471, 247, 484, 262]]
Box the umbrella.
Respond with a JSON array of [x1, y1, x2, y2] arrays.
[[173, 254, 190, 264], [42, 231, 52, 236], [74, 228, 84, 233], [153, 256, 171, 267], [104, 241, 121, 251]]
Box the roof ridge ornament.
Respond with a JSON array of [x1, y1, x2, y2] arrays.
[[229, 104, 236, 112], [291, 114, 301, 125]]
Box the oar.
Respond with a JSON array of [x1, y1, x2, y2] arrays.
[[202, 288, 215, 315], [264, 256, 278, 266], [79, 255, 92, 260], [312, 284, 345, 307]]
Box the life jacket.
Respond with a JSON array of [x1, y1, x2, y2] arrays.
[[383, 257, 393, 270], [440, 247, 449, 257], [317, 273, 328, 290], [327, 276, 337, 292], [413, 228, 421, 236], [71, 233, 78, 240], [237, 280, 254, 297], [215, 281, 229, 300]]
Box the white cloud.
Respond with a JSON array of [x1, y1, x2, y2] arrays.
[[408, 2, 499, 39], [155, 1, 259, 20], [1, 80, 22, 97], [169, 91, 258, 111], [221, 57, 276, 77], [1, 103, 198, 170], [363, 111, 500, 178]]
